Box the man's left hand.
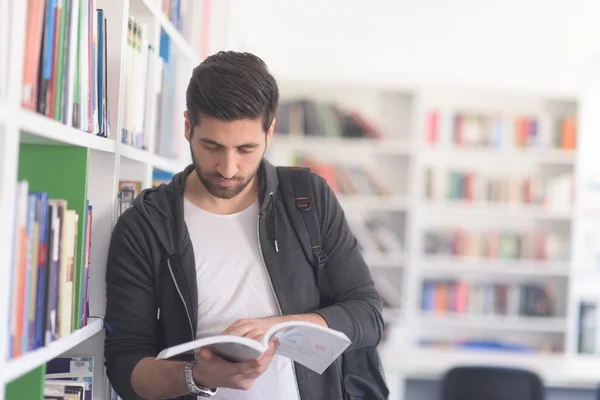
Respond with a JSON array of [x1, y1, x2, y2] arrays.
[[221, 316, 283, 341], [221, 313, 327, 341]]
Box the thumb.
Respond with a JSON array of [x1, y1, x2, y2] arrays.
[[269, 339, 280, 353], [198, 347, 213, 360]]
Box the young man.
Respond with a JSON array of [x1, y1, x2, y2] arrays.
[[104, 51, 385, 400]]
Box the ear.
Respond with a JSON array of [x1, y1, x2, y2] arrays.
[[184, 111, 192, 142], [266, 118, 276, 145]]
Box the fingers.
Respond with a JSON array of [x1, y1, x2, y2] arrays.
[[262, 340, 280, 359], [234, 342, 279, 378], [222, 319, 254, 336], [197, 347, 213, 360], [244, 328, 266, 341], [197, 347, 227, 364], [254, 340, 279, 370]]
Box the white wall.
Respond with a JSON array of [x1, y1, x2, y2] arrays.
[[223, 0, 600, 97]]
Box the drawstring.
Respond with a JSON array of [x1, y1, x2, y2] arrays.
[[269, 192, 279, 252]]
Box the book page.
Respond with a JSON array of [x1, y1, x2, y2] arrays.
[[206, 341, 265, 362], [270, 324, 351, 374], [155, 335, 265, 361]]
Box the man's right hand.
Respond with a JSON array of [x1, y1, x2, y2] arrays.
[[192, 340, 279, 390]]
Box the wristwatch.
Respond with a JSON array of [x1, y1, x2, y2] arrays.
[[184, 361, 218, 397]]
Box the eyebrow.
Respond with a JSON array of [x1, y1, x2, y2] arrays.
[[200, 138, 260, 148]]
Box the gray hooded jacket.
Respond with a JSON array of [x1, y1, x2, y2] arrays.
[[104, 159, 384, 400]]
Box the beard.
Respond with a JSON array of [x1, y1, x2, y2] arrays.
[[190, 147, 263, 200]]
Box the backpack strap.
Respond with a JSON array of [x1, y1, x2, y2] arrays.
[[276, 166, 334, 307]]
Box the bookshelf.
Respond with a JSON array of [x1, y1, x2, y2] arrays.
[[412, 88, 577, 357], [265, 83, 415, 335], [0, 0, 206, 399], [565, 53, 600, 362], [264, 76, 600, 392]]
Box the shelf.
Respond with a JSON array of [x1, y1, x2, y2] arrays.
[[15, 109, 115, 153], [419, 313, 566, 333], [151, 154, 189, 175], [339, 195, 409, 211], [364, 252, 405, 268], [423, 146, 576, 165], [420, 256, 570, 277], [424, 200, 573, 220], [270, 136, 413, 155], [2, 320, 104, 384], [130, 0, 200, 64], [119, 145, 189, 175], [379, 347, 600, 389], [120, 144, 152, 164]]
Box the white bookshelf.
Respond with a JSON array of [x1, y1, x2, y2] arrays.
[[409, 86, 577, 359], [265, 82, 415, 341], [266, 75, 600, 395], [0, 0, 205, 399], [2, 320, 103, 385]]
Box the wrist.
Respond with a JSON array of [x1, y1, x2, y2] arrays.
[[191, 364, 209, 388], [192, 364, 216, 390], [185, 361, 217, 396]]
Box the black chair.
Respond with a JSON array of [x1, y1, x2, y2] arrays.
[[440, 365, 544, 400]]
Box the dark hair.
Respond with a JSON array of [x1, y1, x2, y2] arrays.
[[185, 51, 279, 133]]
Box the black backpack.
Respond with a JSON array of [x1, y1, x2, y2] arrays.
[[276, 166, 390, 400]]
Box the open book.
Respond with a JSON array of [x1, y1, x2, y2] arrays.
[[156, 321, 351, 374]]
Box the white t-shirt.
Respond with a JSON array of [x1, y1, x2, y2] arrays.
[[183, 197, 301, 400]]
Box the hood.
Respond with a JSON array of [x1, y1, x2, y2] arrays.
[[131, 158, 281, 255]]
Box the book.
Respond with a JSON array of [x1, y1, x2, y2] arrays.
[[155, 321, 352, 374]]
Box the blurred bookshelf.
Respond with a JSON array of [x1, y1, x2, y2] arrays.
[[262, 78, 600, 384], [265, 85, 413, 343]]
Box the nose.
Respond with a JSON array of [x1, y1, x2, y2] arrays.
[[216, 150, 238, 179]]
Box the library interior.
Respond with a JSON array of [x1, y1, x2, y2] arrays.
[[1, 0, 600, 399]]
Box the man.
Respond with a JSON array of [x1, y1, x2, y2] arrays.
[[104, 51, 385, 400]]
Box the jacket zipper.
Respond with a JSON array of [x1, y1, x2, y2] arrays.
[[256, 214, 283, 317], [167, 258, 195, 340], [257, 205, 302, 400]]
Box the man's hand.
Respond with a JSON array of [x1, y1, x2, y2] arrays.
[[222, 313, 328, 341], [222, 316, 284, 341], [192, 340, 279, 391]]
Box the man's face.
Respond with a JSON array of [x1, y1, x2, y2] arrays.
[[185, 113, 273, 199]]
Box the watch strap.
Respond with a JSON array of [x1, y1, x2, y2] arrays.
[[184, 361, 218, 397]]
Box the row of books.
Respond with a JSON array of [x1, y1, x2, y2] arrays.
[[424, 229, 570, 261], [274, 99, 383, 139], [9, 181, 92, 359], [424, 168, 574, 209], [156, 0, 208, 51], [153, 30, 182, 160], [117, 180, 142, 217], [418, 337, 561, 354], [348, 218, 404, 255], [152, 169, 174, 188], [21, 0, 110, 137], [120, 16, 152, 150], [296, 157, 390, 196], [120, 16, 183, 162], [421, 279, 557, 318], [425, 110, 577, 150], [44, 357, 94, 399]]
